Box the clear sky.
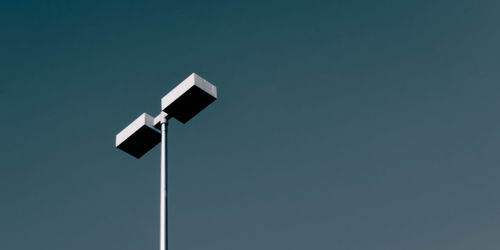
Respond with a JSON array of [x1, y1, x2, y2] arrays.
[[1, 0, 500, 249]]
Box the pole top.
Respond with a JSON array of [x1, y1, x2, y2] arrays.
[[153, 112, 169, 129]]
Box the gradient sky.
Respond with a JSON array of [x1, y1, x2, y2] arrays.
[[1, 0, 500, 249]]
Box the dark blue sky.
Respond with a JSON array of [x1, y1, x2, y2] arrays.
[[1, 1, 500, 249]]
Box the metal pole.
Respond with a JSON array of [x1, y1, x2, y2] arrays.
[[160, 118, 168, 250]]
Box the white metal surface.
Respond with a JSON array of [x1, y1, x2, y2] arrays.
[[160, 118, 168, 250]]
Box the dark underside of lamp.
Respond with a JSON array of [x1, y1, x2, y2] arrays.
[[163, 85, 216, 123]]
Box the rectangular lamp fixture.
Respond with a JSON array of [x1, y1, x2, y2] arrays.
[[161, 73, 217, 123], [115, 113, 161, 158]]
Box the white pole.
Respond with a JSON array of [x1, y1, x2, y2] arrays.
[[160, 118, 168, 250]]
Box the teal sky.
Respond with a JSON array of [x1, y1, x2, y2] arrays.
[[1, 1, 500, 249]]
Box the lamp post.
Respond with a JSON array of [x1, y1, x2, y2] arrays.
[[115, 73, 217, 250]]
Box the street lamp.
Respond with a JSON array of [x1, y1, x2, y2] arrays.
[[115, 73, 217, 250]]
